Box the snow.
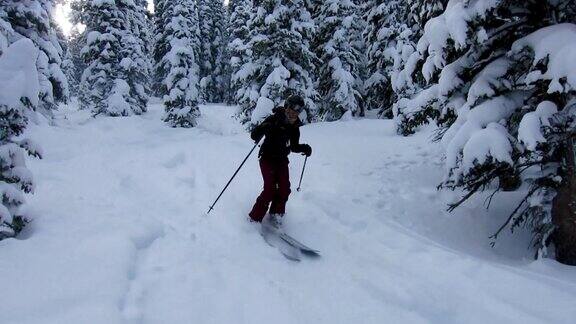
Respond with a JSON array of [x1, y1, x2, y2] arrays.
[[250, 96, 275, 124], [512, 23, 576, 94], [415, 0, 500, 80], [260, 59, 290, 99], [518, 101, 557, 151], [0, 103, 575, 323], [444, 95, 519, 171], [462, 122, 513, 169], [467, 58, 511, 105], [107, 79, 132, 116], [393, 85, 438, 117], [86, 31, 102, 46], [93, 0, 117, 6], [0, 38, 40, 108]]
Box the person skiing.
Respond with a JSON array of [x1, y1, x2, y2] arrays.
[[249, 95, 312, 230]]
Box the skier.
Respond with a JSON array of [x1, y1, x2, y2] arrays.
[[249, 95, 312, 231]]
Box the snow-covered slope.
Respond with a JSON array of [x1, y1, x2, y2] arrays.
[[0, 103, 575, 323]]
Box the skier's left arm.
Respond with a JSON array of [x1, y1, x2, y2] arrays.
[[290, 127, 312, 157]]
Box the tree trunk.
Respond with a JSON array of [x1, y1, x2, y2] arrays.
[[552, 136, 576, 265], [358, 100, 365, 117]]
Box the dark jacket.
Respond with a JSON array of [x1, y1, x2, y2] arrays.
[[251, 107, 306, 160]]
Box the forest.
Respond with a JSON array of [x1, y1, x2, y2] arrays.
[[0, 1, 575, 323]]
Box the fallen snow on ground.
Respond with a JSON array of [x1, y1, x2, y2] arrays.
[[0, 103, 575, 324]]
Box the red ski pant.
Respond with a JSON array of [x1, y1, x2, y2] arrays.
[[249, 158, 291, 222]]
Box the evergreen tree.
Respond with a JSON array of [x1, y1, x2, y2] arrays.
[[227, 0, 239, 14], [121, 0, 152, 112], [227, 0, 252, 105], [3, 0, 69, 115], [362, 1, 402, 117], [395, 0, 576, 264], [0, 15, 43, 238], [214, 1, 231, 104], [388, 0, 446, 119], [72, 0, 149, 116], [152, 0, 166, 96], [154, 0, 201, 127], [358, 0, 376, 34], [235, 0, 318, 125], [198, 0, 229, 103], [54, 25, 71, 104], [197, 0, 212, 102], [220, 9, 233, 104], [134, 0, 153, 58], [363, 0, 446, 118], [313, 0, 362, 121], [0, 3, 60, 237], [60, 35, 76, 100], [64, 26, 85, 98]]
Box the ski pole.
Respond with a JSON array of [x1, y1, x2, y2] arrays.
[[297, 156, 308, 192], [208, 140, 260, 214]]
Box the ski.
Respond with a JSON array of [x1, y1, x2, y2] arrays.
[[260, 225, 301, 261], [279, 232, 320, 257], [259, 224, 320, 260]]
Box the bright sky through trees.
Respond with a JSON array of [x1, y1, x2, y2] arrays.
[[55, 0, 229, 36]]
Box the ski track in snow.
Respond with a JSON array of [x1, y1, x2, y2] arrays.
[[0, 103, 575, 323]]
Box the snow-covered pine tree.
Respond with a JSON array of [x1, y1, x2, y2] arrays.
[[55, 25, 72, 104], [227, 0, 253, 106], [154, 0, 201, 127], [407, 0, 446, 30], [151, 0, 166, 97], [358, 0, 376, 36], [227, 0, 238, 14], [60, 37, 75, 102], [396, 0, 576, 264], [197, 0, 229, 103], [3, 0, 69, 115], [362, 1, 403, 117], [64, 26, 85, 98], [313, 0, 362, 121], [134, 0, 153, 58], [197, 0, 212, 102], [351, 0, 369, 118], [0, 9, 11, 55], [120, 0, 152, 112], [72, 0, 148, 116], [235, 0, 318, 125], [363, 0, 446, 119], [214, 1, 231, 104], [389, 0, 446, 108], [0, 33, 43, 238]]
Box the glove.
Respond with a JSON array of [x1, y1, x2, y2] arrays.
[[252, 132, 263, 144], [251, 119, 272, 143], [251, 128, 264, 143], [300, 144, 312, 157]]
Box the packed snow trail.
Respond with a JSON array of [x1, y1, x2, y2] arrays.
[[1, 103, 575, 324]]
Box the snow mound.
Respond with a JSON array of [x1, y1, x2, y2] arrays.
[[512, 23, 576, 94], [0, 39, 40, 108], [250, 96, 275, 124]]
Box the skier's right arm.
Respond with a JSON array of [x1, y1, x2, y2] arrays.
[[251, 117, 273, 143]]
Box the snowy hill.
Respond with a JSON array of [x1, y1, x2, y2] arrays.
[[1, 103, 575, 323]]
